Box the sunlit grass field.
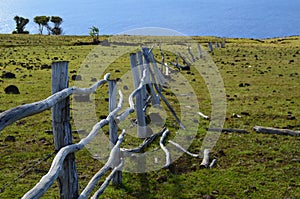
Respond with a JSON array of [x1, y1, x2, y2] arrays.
[[0, 34, 299, 198]]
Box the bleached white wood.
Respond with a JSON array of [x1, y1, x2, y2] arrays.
[[209, 159, 217, 169], [165, 64, 169, 76], [254, 126, 300, 136], [109, 80, 118, 148], [197, 111, 210, 120], [142, 48, 160, 105], [128, 68, 147, 109], [197, 44, 203, 59], [168, 140, 200, 158], [142, 49, 184, 129], [121, 127, 166, 156], [79, 130, 126, 199], [51, 61, 78, 199], [108, 80, 122, 185], [130, 53, 147, 138], [159, 44, 165, 73], [200, 149, 210, 169], [0, 73, 110, 132], [91, 159, 124, 199], [137, 51, 147, 104], [187, 45, 195, 62], [22, 90, 122, 199], [159, 129, 171, 167]]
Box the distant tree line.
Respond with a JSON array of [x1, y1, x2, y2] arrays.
[[12, 15, 63, 35]]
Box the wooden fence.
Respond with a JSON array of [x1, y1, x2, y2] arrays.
[[0, 47, 201, 199], [3, 40, 297, 199]]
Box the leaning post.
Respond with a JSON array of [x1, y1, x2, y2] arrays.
[[52, 61, 78, 199], [130, 53, 147, 138]]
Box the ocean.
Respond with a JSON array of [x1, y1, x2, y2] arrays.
[[0, 0, 299, 38]]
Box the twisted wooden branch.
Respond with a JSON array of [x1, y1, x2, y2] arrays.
[[91, 159, 124, 199], [0, 73, 110, 132], [168, 140, 201, 158], [116, 68, 147, 123], [121, 127, 166, 156], [22, 89, 122, 199], [159, 129, 171, 167], [79, 130, 126, 199]]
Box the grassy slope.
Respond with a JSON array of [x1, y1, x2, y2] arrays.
[[0, 34, 299, 199]]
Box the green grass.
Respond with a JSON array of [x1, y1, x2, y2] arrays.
[[0, 34, 299, 199]]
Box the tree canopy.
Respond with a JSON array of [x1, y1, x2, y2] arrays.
[[34, 16, 50, 34], [89, 26, 100, 42], [50, 16, 63, 35], [13, 16, 29, 34], [33, 16, 63, 35]]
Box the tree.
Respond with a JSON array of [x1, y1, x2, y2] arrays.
[[34, 16, 50, 34], [89, 26, 99, 43], [13, 16, 29, 34], [50, 16, 63, 35]]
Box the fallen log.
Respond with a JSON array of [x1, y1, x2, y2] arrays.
[[208, 128, 249, 134], [253, 126, 300, 136]]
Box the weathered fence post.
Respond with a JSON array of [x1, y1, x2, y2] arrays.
[[130, 53, 147, 138], [108, 80, 122, 185], [221, 38, 226, 48], [137, 51, 147, 105], [51, 61, 78, 199], [136, 51, 148, 173], [142, 48, 160, 106], [197, 44, 203, 59], [215, 42, 219, 48], [208, 42, 213, 53], [187, 46, 195, 62]]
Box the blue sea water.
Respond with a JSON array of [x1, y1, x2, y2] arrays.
[[0, 0, 299, 38]]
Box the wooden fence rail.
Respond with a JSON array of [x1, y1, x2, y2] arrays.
[[0, 72, 110, 132]]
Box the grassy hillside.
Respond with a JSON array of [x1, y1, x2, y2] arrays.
[[0, 34, 299, 199]]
